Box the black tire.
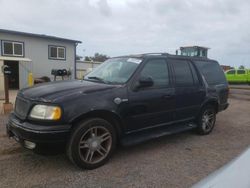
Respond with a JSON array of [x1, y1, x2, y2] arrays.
[[67, 118, 116, 170], [196, 105, 216, 135]]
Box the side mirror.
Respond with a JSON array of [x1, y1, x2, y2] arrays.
[[137, 76, 153, 88]]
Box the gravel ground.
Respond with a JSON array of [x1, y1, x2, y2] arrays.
[[0, 95, 250, 188]]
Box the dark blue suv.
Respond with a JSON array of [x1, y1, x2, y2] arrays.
[[7, 53, 229, 169]]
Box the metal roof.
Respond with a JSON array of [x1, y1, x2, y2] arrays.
[[0, 29, 82, 44], [180, 46, 210, 49]]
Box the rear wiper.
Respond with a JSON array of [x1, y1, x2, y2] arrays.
[[86, 76, 106, 83]]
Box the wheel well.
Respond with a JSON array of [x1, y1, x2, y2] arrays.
[[71, 110, 124, 138], [203, 101, 219, 113]]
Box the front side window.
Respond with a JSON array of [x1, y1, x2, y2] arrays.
[[49, 46, 66, 60], [172, 60, 194, 87], [2, 41, 24, 56], [139, 59, 169, 88], [85, 57, 141, 84]]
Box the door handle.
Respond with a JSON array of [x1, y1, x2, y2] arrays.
[[162, 94, 173, 99]]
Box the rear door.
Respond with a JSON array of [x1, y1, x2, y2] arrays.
[[170, 59, 205, 121], [125, 58, 175, 132]]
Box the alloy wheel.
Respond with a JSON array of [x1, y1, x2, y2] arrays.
[[201, 109, 215, 132], [78, 126, 112, 164]]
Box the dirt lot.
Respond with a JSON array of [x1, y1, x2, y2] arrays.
[[0, 91, 250, 188]]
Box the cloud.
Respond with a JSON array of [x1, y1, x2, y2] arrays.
[[98, 0, 112, 16], [0, 0, 249, 67]]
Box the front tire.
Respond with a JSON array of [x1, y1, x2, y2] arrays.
[[197, 105, 216, 135], [67, 118, 116, 169]]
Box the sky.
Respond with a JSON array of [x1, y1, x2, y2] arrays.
[[0, 0, 249, 67]]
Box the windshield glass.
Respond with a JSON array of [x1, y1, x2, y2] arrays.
[[85, 57, 142, 84]]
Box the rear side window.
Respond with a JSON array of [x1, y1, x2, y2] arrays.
[[194, 61, 227, 85], [172, 60, 194, 87], [237, 70, 246, 74]]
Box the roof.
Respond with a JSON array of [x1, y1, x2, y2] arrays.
[[0, 56, 32, 62], [180, 46, 210, 50], [113, 53, 213, 61], [0, 29, 82, 44]]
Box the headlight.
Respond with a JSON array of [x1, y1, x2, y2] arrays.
[[29, 105, 62, 120]]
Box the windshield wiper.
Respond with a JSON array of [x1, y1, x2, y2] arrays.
[[86, 76, 106, 83]]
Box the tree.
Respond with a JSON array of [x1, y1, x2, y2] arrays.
[[84, 53, 110, 62], [92, 53, 110, 62], [239, 65, 245, 69], [84, 56, 92, 61]]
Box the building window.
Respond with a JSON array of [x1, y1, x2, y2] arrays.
[[1, 41, 24, 57], [49, 46, 66, 60]]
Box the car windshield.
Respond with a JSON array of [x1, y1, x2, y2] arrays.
[[84, 57, 142, 84]]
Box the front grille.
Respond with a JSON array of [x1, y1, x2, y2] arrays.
[[15, 97, 30, 119]]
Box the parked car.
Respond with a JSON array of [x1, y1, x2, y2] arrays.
[[7, 53, 229, 169], [225, 69, 250, 84]]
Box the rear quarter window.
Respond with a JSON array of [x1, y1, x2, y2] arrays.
[[194, 61, 227, 85]]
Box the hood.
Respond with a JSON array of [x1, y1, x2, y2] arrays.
[[19, 80, 118, 102]]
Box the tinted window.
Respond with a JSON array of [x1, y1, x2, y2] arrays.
[[237, 70, 246, 74], [172, 60, 194, 87], [194, 61, 227, 85], [227, 70, 236, 75], [140, 59, 169, 87], [189, 63, 199, 85]]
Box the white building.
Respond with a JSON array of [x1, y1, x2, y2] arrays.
[[76, 60, 102, 79], [0, 29, 81, 90]]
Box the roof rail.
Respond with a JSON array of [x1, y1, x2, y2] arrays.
[[142, 53, 169, 55]]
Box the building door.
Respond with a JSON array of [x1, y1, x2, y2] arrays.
[[4, 61, 19, 89]]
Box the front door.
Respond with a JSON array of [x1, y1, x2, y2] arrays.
[[4, 61, 19, 89], [125, 58, 175, 132]]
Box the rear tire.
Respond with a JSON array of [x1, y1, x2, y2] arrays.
[[196, 105, 216, 135], [67, 118, 116, 170]]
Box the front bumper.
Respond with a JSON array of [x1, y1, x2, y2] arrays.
[[6, 113, 71, 146]]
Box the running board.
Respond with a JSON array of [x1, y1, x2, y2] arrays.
[[121, 122, 197, 146]]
